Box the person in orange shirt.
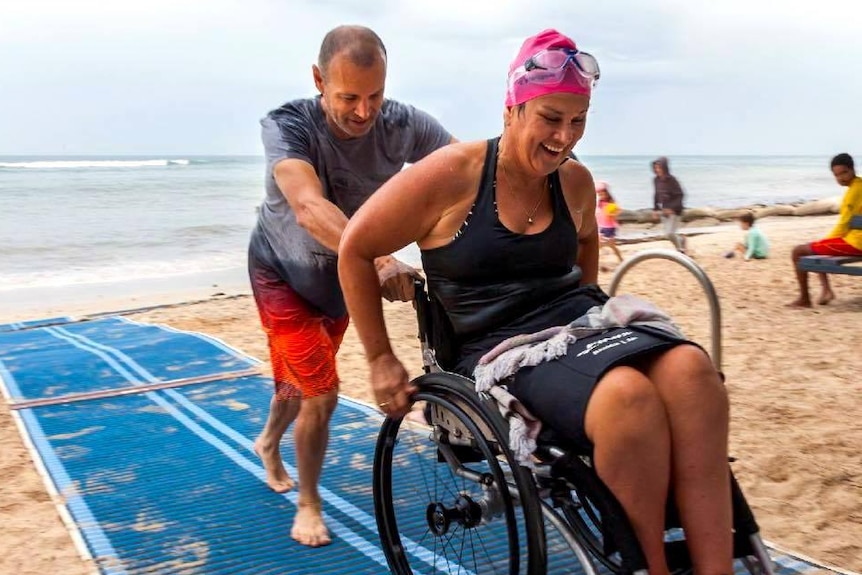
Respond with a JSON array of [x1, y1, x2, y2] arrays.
[[788, 153, 862, 307]]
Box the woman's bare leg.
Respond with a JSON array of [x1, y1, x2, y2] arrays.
[[585, 366, 672, 575], [646, 345, 733, 575]]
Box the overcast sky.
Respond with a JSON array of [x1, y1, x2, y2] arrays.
[[1, 0, 860, 156]]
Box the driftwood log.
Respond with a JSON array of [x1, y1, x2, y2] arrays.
[[616, 197, 841, 225]]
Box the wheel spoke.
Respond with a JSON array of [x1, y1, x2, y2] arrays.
[[374, 378, 547, 574]]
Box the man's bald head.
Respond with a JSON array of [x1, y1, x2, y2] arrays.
[[318, 25, 387, 78]]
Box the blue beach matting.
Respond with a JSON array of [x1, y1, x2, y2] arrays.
[[0, 315, 855, 574]]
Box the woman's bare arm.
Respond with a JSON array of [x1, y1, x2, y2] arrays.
[[338, 142, 481, 415]]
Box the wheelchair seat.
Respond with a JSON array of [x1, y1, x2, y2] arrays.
[[372, 278, 775, 575]]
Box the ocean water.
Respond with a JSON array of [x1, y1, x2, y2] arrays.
[[0, 154, 843, 307], [0, 156, 261, 298]]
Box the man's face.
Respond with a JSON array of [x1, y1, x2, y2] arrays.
[[832, 164, 855, 187], [653, 163, 666, 177], [314, 51, 386, 139]]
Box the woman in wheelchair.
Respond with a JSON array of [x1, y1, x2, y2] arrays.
[[339, 29, 733, 575]]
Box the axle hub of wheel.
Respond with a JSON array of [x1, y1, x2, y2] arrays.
[[426, 494, 483, 536]]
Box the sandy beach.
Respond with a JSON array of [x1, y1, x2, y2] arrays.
[[2, 214, 860, 574]]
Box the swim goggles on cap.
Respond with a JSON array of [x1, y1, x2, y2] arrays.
[[512, 48, 601, 87]]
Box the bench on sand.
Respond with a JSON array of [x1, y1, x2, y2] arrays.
[[798, 215, 862, 276]]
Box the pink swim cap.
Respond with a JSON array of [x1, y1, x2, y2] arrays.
[[505, 29, 595, 107], [595, 180, 610, 192]]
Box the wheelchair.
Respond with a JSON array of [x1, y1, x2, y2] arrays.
[[372, 253, 776, 575]]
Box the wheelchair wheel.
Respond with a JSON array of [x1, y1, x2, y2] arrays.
[[540, 499, 600, 575], [374, 372, 546, 575], [553, 459, 645, 575]]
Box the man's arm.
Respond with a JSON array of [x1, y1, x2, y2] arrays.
[[827, 181, 862, 239], [273, 159, 347, 253], [275, 158, 417, 301], [262, 110, 349, 252]]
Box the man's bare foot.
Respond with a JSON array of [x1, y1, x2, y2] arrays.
[[786, 297, 812, 308], [254, 437, 295, 493], [817, 290, 835, 305], [291, 501, 331, 547]]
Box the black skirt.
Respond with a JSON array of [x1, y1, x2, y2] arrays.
[[503, 325, 684, 452], [454, 285, 689, 452]]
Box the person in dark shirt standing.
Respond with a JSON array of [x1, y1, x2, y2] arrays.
[[652, 156, 688, 253], [247, 25, 454, 547]]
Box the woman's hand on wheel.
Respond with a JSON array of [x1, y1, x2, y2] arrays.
[[369, 352, 415, 418]]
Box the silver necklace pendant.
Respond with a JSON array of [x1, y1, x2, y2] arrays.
[[498, 151, 544, 227]]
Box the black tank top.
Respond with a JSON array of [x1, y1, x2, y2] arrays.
[[421, 137, 583, 346]]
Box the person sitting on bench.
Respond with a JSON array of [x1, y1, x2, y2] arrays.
[[788, 153, 862, 308], [339, 29, 733, 575]]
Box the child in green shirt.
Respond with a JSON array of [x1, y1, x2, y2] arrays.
[[734, 212, 769, 260]]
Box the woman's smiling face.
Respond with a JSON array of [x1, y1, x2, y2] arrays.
[[506, 92, 589, 175]]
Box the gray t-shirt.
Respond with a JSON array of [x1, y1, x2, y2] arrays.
[[250, 96, 452, 318]]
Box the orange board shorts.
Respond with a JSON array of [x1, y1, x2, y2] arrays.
[[809, 237, 862, 256], [249, 256, 349, 401]]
